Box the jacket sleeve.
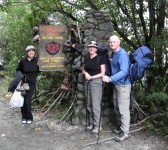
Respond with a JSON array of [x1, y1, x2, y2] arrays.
[[16, 59, 23, 72], [8, 71, 24, 92]]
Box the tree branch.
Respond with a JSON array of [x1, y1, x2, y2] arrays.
[[61, 0, 88, 12], [112, 20, 137, 50], [138, 0, 150, 46], [130, 0, 142, 46], [116, 0, 132, 20], [148, 0, 156, 40], [56, 5, 78, 21], [86, 0, 99, 10]]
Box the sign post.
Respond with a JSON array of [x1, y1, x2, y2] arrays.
[[38, 25, 67, 71]]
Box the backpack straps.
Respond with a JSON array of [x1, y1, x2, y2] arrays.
[[96, 55, 101, 70]]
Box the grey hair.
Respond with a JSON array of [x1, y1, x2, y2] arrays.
[[109, 35, 120, 43]]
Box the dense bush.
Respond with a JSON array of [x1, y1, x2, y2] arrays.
[[137, 89, 168, 138]]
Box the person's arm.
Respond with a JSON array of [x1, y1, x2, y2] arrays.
[[16, 59, 23, 72], [82, 66, 92, 81], [92, 64, 105, 80], [103, 54, 129, 83]]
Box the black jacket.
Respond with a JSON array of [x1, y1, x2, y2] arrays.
[[16, 56, 39, 84], [8, 71, 24, 93]]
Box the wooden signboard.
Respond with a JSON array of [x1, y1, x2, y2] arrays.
[[38, 25, 67, 71]]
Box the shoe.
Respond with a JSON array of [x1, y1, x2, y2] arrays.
[[115, 132, 129, 142], [26, 120, 33, 124], [85, 125, 93, 131], [90, 126, 102, 134], [22, 119, 27, 124], [113, 128, 122, 134]]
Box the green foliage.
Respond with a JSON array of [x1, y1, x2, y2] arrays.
[[146, 92, 168, 113], [146, 113, 168, 138], [0, 71, 13, 101], [34, 71, 66, 105], [0, 2, 37, 76], [137, 90, 168, 138], [137, 90, 168, 115]]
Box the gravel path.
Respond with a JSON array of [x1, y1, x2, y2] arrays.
[[0, 96, 167, 150]]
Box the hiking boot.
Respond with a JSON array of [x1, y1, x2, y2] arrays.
[[115, 132, 129, 142], [85, 125, 93, 131], [113, 128, 122, 134], [90, 126, 102, 134]]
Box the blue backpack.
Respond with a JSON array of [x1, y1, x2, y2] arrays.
[[128, 46, 153, 84], [97, 46, 111, 76]]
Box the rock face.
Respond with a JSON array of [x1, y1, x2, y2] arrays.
[[71, 11, 115, 126]]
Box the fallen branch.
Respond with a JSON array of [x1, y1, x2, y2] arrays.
[[58, 95, 76, 123], [130, 113, 161, 128], [132, 98, 147, 116], [82, 136, 116, 147], [35, 87, 61, 115], [82, 127, 144, 147], [129, 127, 144, 133], [130, 115, 150, 127], [49, 91, 67, 114], [40, 90, 66, 118], [62, 110, 73, 123]]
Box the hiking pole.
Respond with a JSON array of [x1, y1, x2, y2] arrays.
[[85, 81, 90, 128], [97, 82, 105, 144], [97, 101, 102, 144]]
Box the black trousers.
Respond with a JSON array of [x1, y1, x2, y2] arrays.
[[21, 83, 36, 121]]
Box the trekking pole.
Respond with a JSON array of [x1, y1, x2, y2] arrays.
[[97, 82, 105, 144], [85, 81, 90, 128]]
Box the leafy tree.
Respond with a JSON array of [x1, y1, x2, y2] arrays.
[[8, 0, 166, 92], [0, 0, 167, 90]]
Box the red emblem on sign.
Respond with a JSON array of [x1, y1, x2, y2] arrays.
[[45, 41, 60, 55]]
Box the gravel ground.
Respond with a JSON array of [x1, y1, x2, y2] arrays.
[[0, 96, 167, 150]]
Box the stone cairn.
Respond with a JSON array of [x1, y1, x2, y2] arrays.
[[71, 11, 116, 126]]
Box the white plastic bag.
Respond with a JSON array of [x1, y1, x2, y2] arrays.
[[9, 84, 24, 108]]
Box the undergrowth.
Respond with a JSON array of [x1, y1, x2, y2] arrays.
[[137, 90, 168, 139], [0, 71, 13, 101]]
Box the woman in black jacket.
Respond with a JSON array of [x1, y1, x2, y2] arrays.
[[16, 45, 39, 124]]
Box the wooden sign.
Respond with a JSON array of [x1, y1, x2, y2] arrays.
[[38, 25, 67, 71]]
